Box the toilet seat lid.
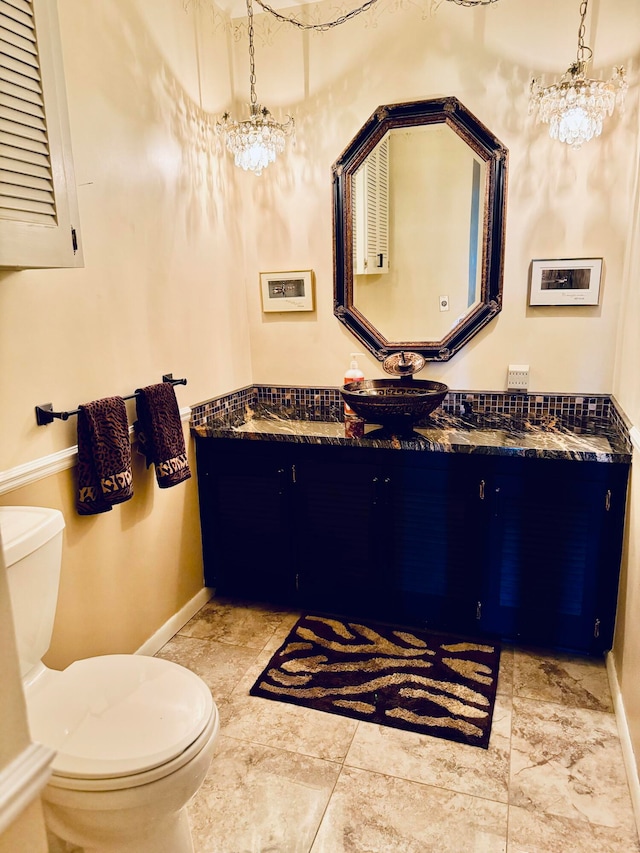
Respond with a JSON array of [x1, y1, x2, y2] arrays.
[[27, 655, 214, 779]]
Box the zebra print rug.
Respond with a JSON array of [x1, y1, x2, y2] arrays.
[[250, 614, 500, 749]]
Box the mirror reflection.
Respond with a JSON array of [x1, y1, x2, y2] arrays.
[[333, 98, 508, 361], [353, 124, 486, 342]]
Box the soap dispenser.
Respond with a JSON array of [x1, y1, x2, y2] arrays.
[[343, 353, 365, 406], [343, 353, 365, 437]]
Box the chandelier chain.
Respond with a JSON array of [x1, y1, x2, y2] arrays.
[[247, 0, 257, 107], [216, 0, 294, 174], [576, 0, 592, 66], [253, 0, 383, 33]]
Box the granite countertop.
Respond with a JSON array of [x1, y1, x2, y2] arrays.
[[191, 404, 632, 464]]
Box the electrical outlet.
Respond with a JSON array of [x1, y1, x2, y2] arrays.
[[507, 364, 529, 391], [439, 295, 449, 312]]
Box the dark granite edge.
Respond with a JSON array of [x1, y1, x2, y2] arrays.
[[191, 422, 631, 464]]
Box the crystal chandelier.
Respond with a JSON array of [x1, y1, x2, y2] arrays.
[[529, 0, 626, 149], [216, 0, 294, 175]]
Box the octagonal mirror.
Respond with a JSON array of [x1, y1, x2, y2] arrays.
[[332, 97, 508, 361]]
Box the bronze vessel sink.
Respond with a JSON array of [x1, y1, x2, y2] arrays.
[[341, 377, 448, 430]]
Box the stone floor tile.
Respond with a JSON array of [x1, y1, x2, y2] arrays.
[[216, 686, 358, 764], [507, 804, 640, 852], [344, 693, 512, 803], [310, 765, 508, 853], [510, 697, 635, 832], [178, 596, 299, 649], [496, 645, 514, 697], [189, 736, 340, 853], [155, 634, 259, 701], [512, 648, 613, 712]]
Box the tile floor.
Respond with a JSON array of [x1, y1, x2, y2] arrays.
[[155, 596, 640, 853]]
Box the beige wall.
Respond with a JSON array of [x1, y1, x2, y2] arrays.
[[240, 0, 640, 392], [0, 800, 48, 853], [613, 452, 640, 776], [2, 5, 640, 845], [0, 423, 203, 668], [612, 77, 640, 780], [0, 0, 248, 666]]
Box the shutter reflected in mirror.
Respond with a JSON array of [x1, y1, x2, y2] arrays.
[[353, 135, 389, 275]]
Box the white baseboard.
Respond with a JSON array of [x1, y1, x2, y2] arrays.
[[606, 652, 640, 835], [0, 742, 56, 835], [135, 587, 213, 656]]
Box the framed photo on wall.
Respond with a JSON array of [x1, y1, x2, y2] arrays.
[[260, 270, 314, 312], [529, 258, 603, 306]]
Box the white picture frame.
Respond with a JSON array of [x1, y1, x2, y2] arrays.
[[529, 258, 602, 306], [260, 270, 314, 312]]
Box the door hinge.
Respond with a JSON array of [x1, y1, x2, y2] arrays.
[[295, 573, 300, 593], [476, 601, 482, 620], [594, 618, 601, 639], [71, 226, 78, 253], [605, 489, 611, 512], [291, 464, 297, 484]]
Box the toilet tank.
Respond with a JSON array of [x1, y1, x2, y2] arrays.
[[0, 506, 65, 679]]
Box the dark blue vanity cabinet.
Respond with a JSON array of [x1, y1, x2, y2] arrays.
[[195, 435, 629, 655], [479, 456, 628, 653], [366, 450, 486, 635], [291, 449, 386, 616], [195, 440, 295, 602], [291, 446, 484, 631]]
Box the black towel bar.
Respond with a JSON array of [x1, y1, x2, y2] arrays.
[[35, 375, 187, 426]]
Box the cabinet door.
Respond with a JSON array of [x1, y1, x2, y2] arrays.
[[1, 0, 83, 268], [195, 439, 295, 601], [293, 449, 384, 618], [481, 459, 626, 653], [386, 455, 486, 633]]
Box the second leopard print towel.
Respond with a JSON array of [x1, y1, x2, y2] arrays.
[[135, 382, 191, 489]]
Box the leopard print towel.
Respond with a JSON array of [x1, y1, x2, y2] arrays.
[[76, 397, 133, 515], [134, 383, 191, 489]]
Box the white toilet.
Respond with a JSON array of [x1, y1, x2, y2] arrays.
[[0, 505, 219, 853]]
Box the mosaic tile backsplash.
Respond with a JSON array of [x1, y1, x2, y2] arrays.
[[191, 385, 629, 444]]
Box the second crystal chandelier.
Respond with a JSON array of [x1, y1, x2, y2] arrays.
[[216, 0, 294, 175], [529, 0, 626, 148]]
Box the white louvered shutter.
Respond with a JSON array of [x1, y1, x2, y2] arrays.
[[353, 134, 389, 276], [0, 0, 82, 268]]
